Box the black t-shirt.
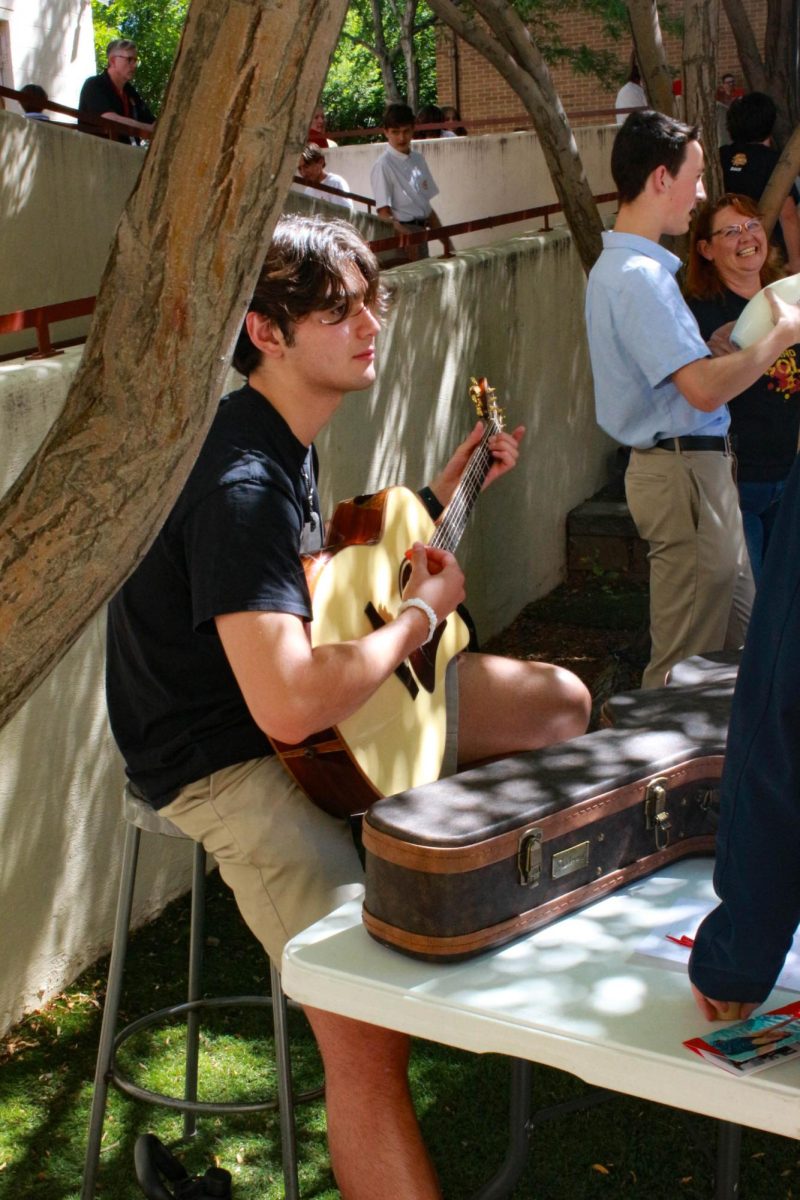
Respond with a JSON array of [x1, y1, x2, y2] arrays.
[[78, 70, 155, 141], [688, 289, 800, 481], [720, 142, 799, 261], [106, 385, 323, 806]]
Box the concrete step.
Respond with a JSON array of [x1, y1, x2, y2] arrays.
[[567, 495, 648, 585]]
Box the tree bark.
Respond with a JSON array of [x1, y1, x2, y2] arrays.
[[625, 0, 675, 117], [765, 0, 799, 146], [683, 0, 724, 201], [398, 0, 421, 113], [721, 0, 796, 149], [427, 0, 603, 275], [760, 122, 800, 241], [721, 0, 768, 92], [368, 0, 403, 103], [0, 0, 348, 730]]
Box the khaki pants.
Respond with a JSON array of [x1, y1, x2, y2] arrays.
[[626, 446, 754, 689], [159, 665, 460, 963], [160, 757, 364, 964]]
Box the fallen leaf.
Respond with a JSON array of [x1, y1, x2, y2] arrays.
[[592, 1164, 610, 1175]]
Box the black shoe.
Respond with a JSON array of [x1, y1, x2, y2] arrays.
[[134, 1134, 233, 1199]]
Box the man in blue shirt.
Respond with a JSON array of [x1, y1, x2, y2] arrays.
[[585, 110, 800, 687]]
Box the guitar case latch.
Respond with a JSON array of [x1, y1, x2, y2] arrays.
[[645, 777, 672, 850], [518, 828, 543, 887]]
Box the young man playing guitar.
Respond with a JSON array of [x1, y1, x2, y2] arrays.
[[106, 215, 590, 1199]]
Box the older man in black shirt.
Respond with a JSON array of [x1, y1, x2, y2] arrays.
[[78, 38, 155, 143]]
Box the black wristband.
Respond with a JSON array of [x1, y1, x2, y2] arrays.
[[417, 485, 445, 519]]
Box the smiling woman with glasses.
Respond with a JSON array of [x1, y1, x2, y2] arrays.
[[684, 192, 800, 582]]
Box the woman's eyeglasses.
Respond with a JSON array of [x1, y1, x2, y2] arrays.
[[710, 219, 762, 240]]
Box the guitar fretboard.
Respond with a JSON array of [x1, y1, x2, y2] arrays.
[[430, 418, 500, 555]]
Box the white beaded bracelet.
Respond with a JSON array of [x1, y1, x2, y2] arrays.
[[397, 597, 438, 646]]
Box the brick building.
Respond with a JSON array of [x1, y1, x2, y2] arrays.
[[435, 1, 767, 131]]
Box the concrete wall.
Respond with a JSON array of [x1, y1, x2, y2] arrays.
[[0, 111, 144, 354], [325, 123, 619, 251], [0, 113, 618, 350], [0, 0, 95, 114], [0, 227, 613, 1034], [0, 353, 196, 1031]]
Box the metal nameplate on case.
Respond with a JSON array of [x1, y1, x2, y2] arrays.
[[551, 841, 590, 880]]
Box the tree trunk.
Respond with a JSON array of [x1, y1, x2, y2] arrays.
[[427, 0, 603, 274], [368, 0, 403, 103], [721, 0, 768, 92], [625, 0, 675, 117], [720, 0, 798, 150], [399, 0, 421, 112], [760, 122, 800, 240], [765, 0, 799, 146], [683, 0, 724, 200], [0, 0, 348, 731]]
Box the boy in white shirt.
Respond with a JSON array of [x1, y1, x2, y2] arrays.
[[370, 103, 454, 260], [296, 145, 353, 211]]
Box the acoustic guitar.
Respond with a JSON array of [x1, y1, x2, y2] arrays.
[[269, 378, 505, 818]]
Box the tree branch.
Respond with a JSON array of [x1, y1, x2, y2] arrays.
[[0, 0, 349, 729]]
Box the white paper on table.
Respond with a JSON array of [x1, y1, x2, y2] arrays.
[[633, 902, 800, 993]]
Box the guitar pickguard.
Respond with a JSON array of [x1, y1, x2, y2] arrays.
[[305, 487, 470, 800]]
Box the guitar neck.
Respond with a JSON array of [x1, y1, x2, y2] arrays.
[[430, 421, 498, 555]]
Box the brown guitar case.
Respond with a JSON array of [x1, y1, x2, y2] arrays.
[[362, 679, 735, 962]]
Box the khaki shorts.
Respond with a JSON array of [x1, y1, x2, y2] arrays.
[[159, 665, 459, 963], [160, 756, 365, 964]]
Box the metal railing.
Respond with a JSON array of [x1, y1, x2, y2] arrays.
[[0, 296, 96, 361], [0, 84, 153, 141], [0, 191, 617, 359], [291, 174, 374, 212], [369, 191, 619, 260]]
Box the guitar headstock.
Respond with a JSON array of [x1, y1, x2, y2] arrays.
[[469, 376, 505, 431]]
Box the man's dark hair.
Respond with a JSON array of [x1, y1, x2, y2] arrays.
[[233, 215, 387, 376], [300, 144, 325, 166], [382, 103, 414, 129], [611, 110, 700, 204], [726, 92, 776, 144], [415, 104, 443, 137], [19, 83, 48, 113]]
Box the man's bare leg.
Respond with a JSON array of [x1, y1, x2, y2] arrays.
[[304, 1007, 442, 1200], [457, 652, 591, 765], [300, 655, 588, 1200]]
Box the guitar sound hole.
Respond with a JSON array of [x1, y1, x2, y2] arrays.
[[398, 558, 412, 596]]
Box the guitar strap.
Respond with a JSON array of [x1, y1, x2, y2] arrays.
[[299, 446, 323, 554]]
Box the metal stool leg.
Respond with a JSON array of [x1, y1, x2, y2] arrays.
[[81, 823, 141, 1200], [182, 843, 206, 1140], [270, 961, 301, 1200]]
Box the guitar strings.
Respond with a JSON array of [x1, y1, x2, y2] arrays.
[[431, 419, 499, 554]]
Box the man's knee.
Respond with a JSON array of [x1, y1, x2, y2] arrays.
[[545, 665, 592, 741]]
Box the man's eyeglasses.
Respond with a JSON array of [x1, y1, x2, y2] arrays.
[[710, 219, 762, 240], [113, 54, 138, 63]]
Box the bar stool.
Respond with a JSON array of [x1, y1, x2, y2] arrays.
[[81, 787, 322, 1200]]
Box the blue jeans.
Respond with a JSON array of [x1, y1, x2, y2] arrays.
[[738, 477, 787, 586], [690, 454, 800, 1002]]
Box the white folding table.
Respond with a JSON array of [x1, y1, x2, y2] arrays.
[[282, 857, 800, 1198]]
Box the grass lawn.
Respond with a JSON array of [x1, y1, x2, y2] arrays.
[[2, 582, 799, 1198]]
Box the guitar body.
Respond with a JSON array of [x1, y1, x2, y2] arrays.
[[270, 486, 470, 817]]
